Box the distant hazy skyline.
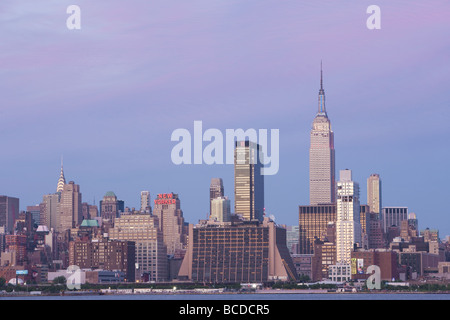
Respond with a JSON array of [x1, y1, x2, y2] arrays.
[[1, 1, 449, 236]]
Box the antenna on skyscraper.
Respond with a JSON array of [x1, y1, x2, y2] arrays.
[[320, 60, 323, 90]]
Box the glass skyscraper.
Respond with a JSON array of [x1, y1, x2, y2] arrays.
[[234, 141, 264, 222]]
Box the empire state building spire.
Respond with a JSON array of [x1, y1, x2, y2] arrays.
[[57, 156, 66, 193], [318, 61, 327, 116]]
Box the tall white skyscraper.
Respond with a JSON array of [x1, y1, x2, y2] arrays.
[[336, 169, 361, 264], [210, 196, 231, 222], [309, 64, 336, 205]]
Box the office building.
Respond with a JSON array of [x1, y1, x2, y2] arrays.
[[309, 64, 335, 205], [359, 204, 372, 249], [367, 174, 382, 215], [69, 236, 135, 282], [26, 205, 41, 226], [59, 181, 82, 231], [140, 191, 151, 213], [210, 196, 231, 222], [286, 225, 300, 255], [152, 193, 188, 256], [336, 169, 361, 264], [178, 217, 298, 283], [99, 191, 124, 221], [400, 220, 417, 242], [314, 238, 336, 280], [109, 213, 168, 282], [210, 178, 224, 214], [291, 254, 315, 281], [234, 141, 264, 222], [81, 202, 90, 221], [381, 207, 408, 233], [298, 204, 336, 254], [421, 228, 440, 243], [41, 193, 61, 231], [408, 212, 419, 234], [4, 234, 27, 265], [368, 212, 385, 249], [0, 196, 20, 234], [328, 264, 352, 282], [14, 211, 33, 236]]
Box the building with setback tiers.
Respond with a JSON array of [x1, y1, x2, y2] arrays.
[[309, 64, 335, 206], [152, 193, 188, 256], [177, 217, 298, 283]]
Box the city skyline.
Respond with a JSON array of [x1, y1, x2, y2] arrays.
[[1, 1, 449, 236]]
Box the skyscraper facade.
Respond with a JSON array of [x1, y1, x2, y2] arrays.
[[210, 196, 231, 222], [309, 65, 336, 205], [298, 204, 336, 254], [209, 178, 224, 214], [0, 196, 19, 234], [178, 218, 298, 283], [336, 170, 361, 264], [140, 191, 151, 213], [381, 207, 408, 233], [152, 193, 188, 256], [367, 174, 382, 215], [59, 181, 82, 232], [234, 141, 264, 221], [109, 213, 168, 282], [99, 191, 124, 221], [26, 205, 41, 226]]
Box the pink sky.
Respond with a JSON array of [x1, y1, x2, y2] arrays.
[[1, 0, 449, 234]]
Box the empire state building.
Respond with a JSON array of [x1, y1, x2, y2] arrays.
[[309, 64, 336, 205]]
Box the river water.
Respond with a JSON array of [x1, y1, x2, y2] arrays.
[[2, 292, 449, 300]]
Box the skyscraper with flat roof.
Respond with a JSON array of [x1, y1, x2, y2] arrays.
[[299, 204, 336, 254], [0, 196, 20, 234], [381, 207, 408, 233], [336, 169, 361, 264], [109, 213, 168, 282], [309, 64, 336, 205], [210, 196, 231, 222], [178, 217, 298, 283], [234, 141, 264, 221], [140, 191, 151, 213], [367, 174, 382, 215]]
